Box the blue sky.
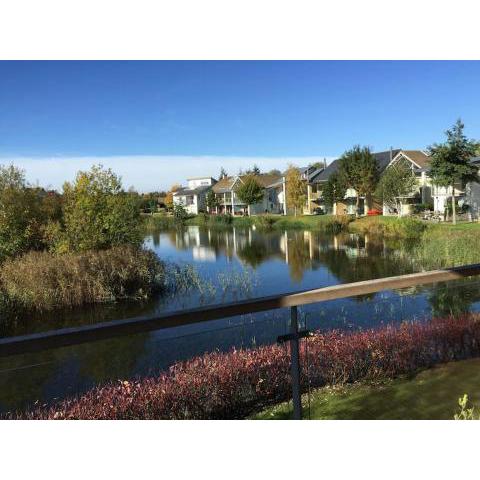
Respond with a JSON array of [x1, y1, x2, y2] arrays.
[[0, 61, 479, 190]]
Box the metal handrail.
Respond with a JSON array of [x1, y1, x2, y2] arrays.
[[1, 263, 480, 358]]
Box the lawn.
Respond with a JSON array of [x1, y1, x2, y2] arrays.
[[252, 357, 480, 420]]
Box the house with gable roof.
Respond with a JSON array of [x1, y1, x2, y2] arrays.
[[381, 150, 432, 215], [172, 176, 217, 214], [211, 173, 286, 215]]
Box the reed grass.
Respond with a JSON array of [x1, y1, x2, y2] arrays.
[[0, 246, 165, 312]]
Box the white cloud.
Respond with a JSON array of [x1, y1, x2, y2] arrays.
[[0, 155, 336, 192]]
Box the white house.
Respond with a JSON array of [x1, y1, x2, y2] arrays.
[[172, 177, 217, 215], [381, 150, 432, 216], [212, 173, 286, 215]]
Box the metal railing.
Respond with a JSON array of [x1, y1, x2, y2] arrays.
[[2, 262, 480, 418]]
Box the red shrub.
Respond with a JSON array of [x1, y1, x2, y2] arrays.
[[8, 314, 480, 419]]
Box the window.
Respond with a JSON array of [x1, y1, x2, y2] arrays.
[[186, 195, 194, 205]]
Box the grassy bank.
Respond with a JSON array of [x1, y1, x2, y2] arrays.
[[148, 212, 354, 233], [8, 314, 480, 419], [348, 216, 427, 238], [253, 357, 480, 420], [414, 222, 480, 268], [0, 246, 165, 313]]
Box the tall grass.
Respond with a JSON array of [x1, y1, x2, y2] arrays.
[[414, 225, 480, 268], [0, 246, 165, 312], [10, 314, 480, 419], [142, 214, 177, 230], [349, 216, 426, 238]]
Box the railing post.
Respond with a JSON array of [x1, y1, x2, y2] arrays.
[[290, 306, 302, 420]]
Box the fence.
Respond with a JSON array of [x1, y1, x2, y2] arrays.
[[2, 263, 480, 418]]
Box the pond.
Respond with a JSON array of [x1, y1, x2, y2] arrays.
[[1, 225, 479, 413]]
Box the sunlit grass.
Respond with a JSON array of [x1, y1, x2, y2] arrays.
[[253, 357, 480, 420]]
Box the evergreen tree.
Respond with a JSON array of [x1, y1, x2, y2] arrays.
[[251, 164, 261, 175], [219, 167, 228, 180], [428, 119, 479, 224]]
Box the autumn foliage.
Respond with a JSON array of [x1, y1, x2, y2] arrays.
[[8, 314, 480, 419]]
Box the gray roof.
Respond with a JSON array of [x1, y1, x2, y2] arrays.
[[375, 149, 402, 171], [312, 159, 341, 183], [173, 185, 211, 196], [312, 149, 402, 183], [470, 156, 480, 164]]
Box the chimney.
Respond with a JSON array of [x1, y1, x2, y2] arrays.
[[323, 157, 327, 169], [390, 146, 393, 162]]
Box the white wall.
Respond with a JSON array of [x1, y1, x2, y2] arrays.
[[187, 178, 214, 189], [173, 194, 199, 214]]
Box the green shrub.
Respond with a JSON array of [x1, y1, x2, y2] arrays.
[[210, 214, 233, 226], [413, 202, 434, 214], [173, 203, 189, 224], [0, 246, 164, 311], [254, 215, 278, 229], [60, 165, 142, 252], [0, 165, 61, 261]]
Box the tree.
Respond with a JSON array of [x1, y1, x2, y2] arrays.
[[428, 119, 479, 224], [205, 189, 219, 213], [235, 175, 264, 216], [61, 165, 141, 252], [375, 158, 417, 216], [268, 169, 282, 176], [0, 165, 46, 260], [247, 164, 261, 175], [173, 203, 188, 223], [339, 145, 379, 217], [165, 183, 181, 211], [285, 164, 306, 216], [322, 172, 347, 214], [219, 167, 228, 180]]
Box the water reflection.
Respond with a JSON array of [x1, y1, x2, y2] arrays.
[[154, 226, 417, 284], [2, 225, 480, 413]]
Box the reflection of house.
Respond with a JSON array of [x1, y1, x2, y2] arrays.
[[173, 177, 217, 214], [212, 173, 286, 215], [192, 246, 217, 262]]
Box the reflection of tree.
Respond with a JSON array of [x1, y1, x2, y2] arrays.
[[150, 231, 160, 247], [237, 240, 269, 268], [287, 232, 311, 282], [427, 280, 480, 318], [317, 234, 417, 301]]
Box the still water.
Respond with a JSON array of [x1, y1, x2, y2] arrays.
[[1, 226, 479, 412]]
